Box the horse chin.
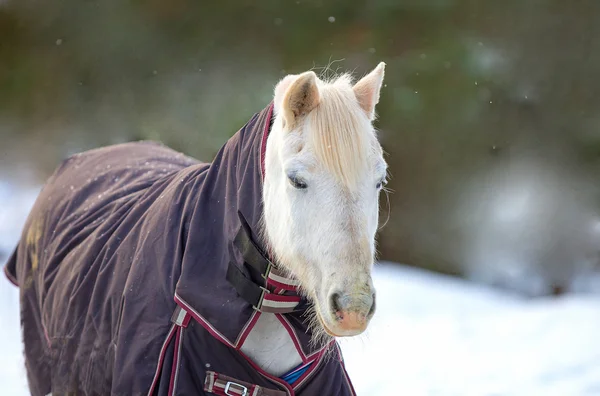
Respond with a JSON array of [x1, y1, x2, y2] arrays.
[[319, 315, 339, 337]]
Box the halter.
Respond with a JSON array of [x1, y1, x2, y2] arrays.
[[226, 211, 309, 314]]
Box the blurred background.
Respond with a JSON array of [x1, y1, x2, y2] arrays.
[[2, 0, 600, 298]]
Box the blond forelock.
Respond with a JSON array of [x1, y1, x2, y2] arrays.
[[306, 74, 373, 188]]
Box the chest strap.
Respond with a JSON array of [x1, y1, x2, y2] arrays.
[[226, 211, 309, 314], [204, 371, 287, 396]]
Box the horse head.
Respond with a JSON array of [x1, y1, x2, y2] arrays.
[[262, 62, 387, 338]]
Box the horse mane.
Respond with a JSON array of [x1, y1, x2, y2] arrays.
[[307, 73, 373, 189]]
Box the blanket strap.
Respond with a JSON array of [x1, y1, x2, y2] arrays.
[[204, 371, 287, 396], [170, 306, 191, 328], [226, 261, 304, 314], [226, 212, 308, 314]]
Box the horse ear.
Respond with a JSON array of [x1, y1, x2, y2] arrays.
[[353, 62, 386, 120], [275, 71, 320, 128], [274, 74, 297, 115]]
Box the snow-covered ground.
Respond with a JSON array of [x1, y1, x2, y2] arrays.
[[341, 264, 600, 396], [0, 179, 38, 396], [1, 180, 600, 396]]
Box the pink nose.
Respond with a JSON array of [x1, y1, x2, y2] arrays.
[[335, 311, 368, 331], [330, 292, 375, 331]]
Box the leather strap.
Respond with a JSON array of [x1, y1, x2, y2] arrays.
[[204, 371, 288, 396], [226, 211, 308, 314], [233, 211, 271, 275]]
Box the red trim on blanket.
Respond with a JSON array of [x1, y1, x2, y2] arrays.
[[3, 265, 18, 287], [291, 352, 325, 391], [168, 327, 183, 396], [174, 294, 293, 395], [180, 312, 191, 327], [236, 348, 294, 395], [258, 101, 279, 264], [260, 102, 274, 181], [235, 310, 262, 349], [234, 308, 328, 390], [174, 294, 235, 348], [276, 314, 331, 364], [147, 324, 177, 396]]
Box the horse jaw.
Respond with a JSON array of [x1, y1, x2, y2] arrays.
[[262, 64, 387, 339]]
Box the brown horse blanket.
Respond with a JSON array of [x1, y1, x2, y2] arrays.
[[4, 103, 356, 395]]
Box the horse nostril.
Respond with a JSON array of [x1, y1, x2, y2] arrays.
[[329, 292, 375, 322], [368, 293, 376, 317], [330, 292, 342, 314]]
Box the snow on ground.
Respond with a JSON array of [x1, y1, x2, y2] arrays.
[[1, 180, 600, 396], [0, 180, 38, 396], [341, 264, 600, 396]]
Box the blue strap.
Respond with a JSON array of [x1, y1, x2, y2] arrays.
[[280, 362, 312, 384]]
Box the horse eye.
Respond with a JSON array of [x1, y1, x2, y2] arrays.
[[376, 179, 387, 190], [288, 176, 308, 189]]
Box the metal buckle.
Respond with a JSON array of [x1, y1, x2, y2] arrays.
[[253, 260, 274, 312], [260, 260, 272, 280], [224, 381, 248, 396], [252, 285, 270, 311]]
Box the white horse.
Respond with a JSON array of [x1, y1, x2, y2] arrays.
[[242, 62, 388, 375], [6, 62, 388, 395]]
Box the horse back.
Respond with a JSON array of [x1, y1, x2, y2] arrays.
[[6, 140, 201, 395], [9, 140, 197, 284]]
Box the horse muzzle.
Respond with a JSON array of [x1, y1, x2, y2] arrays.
[[322, 291, 376, 337]]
